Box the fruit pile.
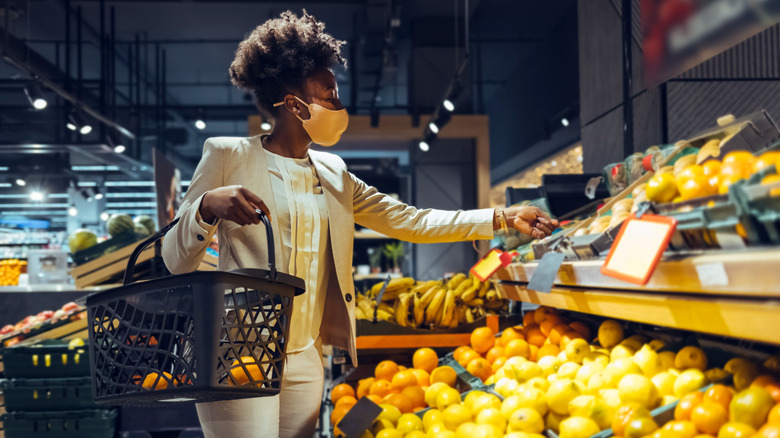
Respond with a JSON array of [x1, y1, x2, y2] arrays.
[[333, 307, 780, 438], [0, 301, 83, 346], [0, 258, 26, 286], [356, 274, 508, 330]]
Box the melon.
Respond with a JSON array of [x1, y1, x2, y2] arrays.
[[68, 229, 98, 253], [134, 224, 151, 237], [107, 214, 134, 237], [134, 215, 156, 234]]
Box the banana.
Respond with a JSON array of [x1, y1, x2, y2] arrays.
[[446, 273, 467, 290], [355, 307, 367, 319], [377, 303, 394, 314], [413, 280, 440, 295], [375, 309, 394, 322], [457, 307, 467, 325], [460, 278, 481, 301], [485, 289, 498, 302], [452, 278, 472, 298], [484, 298, 505, 310], [478, 280, 490, 298], [439, 289, 457, 328], [394, 293, 413, 327], [418, 287, 439, 308], [464, 298, 484, 307], [358, 298, 374, 315], [424, 288, 446, 326], [413, 293, 425, 327], [465, 307, 475, 323]]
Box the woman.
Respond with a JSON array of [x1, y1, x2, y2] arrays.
[[161, 10, 557, 438]]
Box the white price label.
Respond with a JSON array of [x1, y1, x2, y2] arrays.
[[695, 263, 729, 287]]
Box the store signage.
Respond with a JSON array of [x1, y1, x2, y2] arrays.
[[643, 0, 780, 87], [601, 213, 677, 285], [336, 396, 383, 437]]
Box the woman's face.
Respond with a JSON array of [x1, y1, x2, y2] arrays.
[[294, 68, 344, 120]]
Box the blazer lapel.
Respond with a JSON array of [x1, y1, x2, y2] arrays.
[[245, 136, 283, 267]]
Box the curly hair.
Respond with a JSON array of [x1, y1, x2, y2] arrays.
[[230, 10, 347, 114]]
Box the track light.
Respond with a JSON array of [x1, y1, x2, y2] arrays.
[[106, 131, 126, 154], [15, 178, 26, 187], [67, 109, 92, 135], [30, 191, 44, 201], [68, 204, 78, 216], [428, 122, 439, 134], [195, 119, 206, 130], [94, 193, 104, 200], [100, 211, 109, 221], [24, 82, 47, 110], [443, 99, 455, 112], [419, 140, 430, 152], [561, 118, 570, 127]]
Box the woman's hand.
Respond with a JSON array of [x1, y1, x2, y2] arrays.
[[494, 206, 559, 240], [199, 185, 271, 226]]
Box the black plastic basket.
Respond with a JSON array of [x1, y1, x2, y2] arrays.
[[1, 343, 91, 378], [80, 211, 305, 406], [1, 409, 117, 438], [1, 377, 95, 411]]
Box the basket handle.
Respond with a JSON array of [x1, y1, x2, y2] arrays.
[[122, 210, 276, 285]]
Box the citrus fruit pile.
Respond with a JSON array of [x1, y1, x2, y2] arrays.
[[0, 258, 26, 286]]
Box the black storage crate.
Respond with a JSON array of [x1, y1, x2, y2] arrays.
[[1, 344, 90, 378], [2, 409, 117, 438], [1, 378, 95, 411]]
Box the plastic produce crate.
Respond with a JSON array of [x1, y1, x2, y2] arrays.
[[1, 344, 90, 378], [1, 378, 95, 411], [1, 409, 117, 438]]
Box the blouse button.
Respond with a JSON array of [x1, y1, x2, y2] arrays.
[[345, 293, 352, 303], [197, 234, 204, 241]]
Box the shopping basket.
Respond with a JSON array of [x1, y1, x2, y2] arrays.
[[79, 210, 305, 406]]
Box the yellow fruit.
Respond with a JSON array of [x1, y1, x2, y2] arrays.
[[431, 366, 458, 387], [659, 351, 676, 371], [646, 172, 679, 203], [425, 383, 450, 408], [764, 355, 780, 373], [475, 407, 506, 432], [705, 368, 731, 383], [436, 387, 462, 411], [625, 416, 659, 438], [576, 362, 606, 384], [423, 409, 444, 432], [611, 344, 637, 361], [493, 377, 519, 398], [426, 422, 452, 437], [675, 346, 708, 371], [371, 418, 395, 435], [375, 428, 402, 438], [405, 432, 425, 438], [717, 422, 757, 438], [548, 379, 585, 415], [619, 374, 660, 410], [648, 339, 666, 351], [397, 413, 424, 434], [455, 422, 477, 438], [471, 424, 502, 438], [470, 393, 501, 415], [729, 387, 775, 429], [565, 339, 591, 364], [634, 344, 662, 377], [463, 390, 487, 412], [652, 372, 676, 397], [598, 320, 625, 349], [558, 362, 581, 380], [507, 407, 545, 433], [537, 356, 562, 376], [583, 352, 610, 368], [567, 394, 613, 429], [587, 372, 613, 394], [674, 369, 708, 398], [442, 403, 472, 431], [377, 403, 402, 424], [505, 361, 543, 383], [512, 385, 548, 416], [559, 416, 601, 438], [604, 358, 643, 388], [662, 394, 678, 406], [725, 358, 760, 391], [601, 388, 623, 415]]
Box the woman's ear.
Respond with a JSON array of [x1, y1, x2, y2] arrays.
[[282, 94, 301, 115]]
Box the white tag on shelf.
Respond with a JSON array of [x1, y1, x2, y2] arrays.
[[695, 263, 729, 287]]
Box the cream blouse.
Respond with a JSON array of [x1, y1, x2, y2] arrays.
[[263, 148, 330, 354]]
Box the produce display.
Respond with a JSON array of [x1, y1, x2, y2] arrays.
[[0, 258, 27, 286], [107, 214, 136, 238], [332, 307, 780, 438], [0, 301, 84, 346], [355, 274, 509, 330]]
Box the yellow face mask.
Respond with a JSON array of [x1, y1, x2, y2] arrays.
[[274, 96, 349, 147]]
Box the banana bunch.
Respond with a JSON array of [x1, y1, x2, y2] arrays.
[[355, 272, 509, 330]]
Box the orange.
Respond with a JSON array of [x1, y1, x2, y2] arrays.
[[691, 401, 728, 434], [365, 394, 382, 405], [336, 395, 358, 408], [526, 327, 546, 347], [485, 346, 505, 364], [505, 338, 531, 359], [453, 346, 474, 363], [702, 159, 722, 177], [470, 327, 496, 354], [430, 366, 458, 387], [369, 379, 393, 398], [458, 349, 482, 368], [375, 360, 400, 381], [398, 365, 407, 372], [529, 344, 539, 361], [466, 357, 492, 382], [492, 356, 507, 373], [703, 384, 733, 409], [718, 173, 746, 194], [357, 377, 375, 399], [766, 383, 780, 403], [141, 371, 172, 390], [523, 311, 536, 327], [537, 343, 561, 359], [755, 151, 780, 173], [522, 323, 540, 338], [752, 375, 779, 389], [663, 420, 698, 438], [723, 151, 757, 167], [768, 404, 780, 424], [540, 314, 564, 336], [228, 357, 261, 386], [391, 370, 418, 392], [534, 306, 557, 324], [413, 348, 439, 373], [559, 331, 585, 348], [402, 385, 426, 409], [411, 368, 430, 387], [612, 403, 647, 436], [680, 173, 718, 200], [331, 404, 352, 424], [499, 327, 524, 348], [331, 383, 356, 404], [549, 324, 571, 345], [757, 424, 780, 438], [385, 393, 415, 413], [675, 391, 704, 421], [568, 321, 592, 341]]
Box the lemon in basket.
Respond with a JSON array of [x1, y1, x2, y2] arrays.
[[228, 356, 262, 385], [141, 371, 173, 390]]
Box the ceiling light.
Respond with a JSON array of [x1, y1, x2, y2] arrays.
[[15, 178, 26, 187], [261, 121, 272, 131], [443, 99, 455, 112], [195, 119, 206, 130], [428, 122, 439, 134], [94, 193, 104, 200], [106, 131, 126, 154], [68, 204, 78, 216], [24, 82, 47, 110], [114, 145, 126, 154], [561, 118, 570, 127], [68, 109, 92, 135], [100, 211, 110, 221], [419, 140, 430, 152], [30, 191, 44, 201]]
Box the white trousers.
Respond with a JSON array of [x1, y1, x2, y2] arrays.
[[196, 341, 324, 438]]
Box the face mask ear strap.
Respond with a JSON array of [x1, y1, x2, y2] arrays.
[[273, 96, 310, 123]]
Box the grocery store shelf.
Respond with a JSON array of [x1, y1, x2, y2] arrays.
[[496, 248, 780, 297], [354, 230, 392, 240], [356, 316, 500, 350], [495, 282, 780, 346], [353, 272, 402, 281]]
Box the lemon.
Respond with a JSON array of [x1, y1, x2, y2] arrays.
[[651, 371, 676, 397], [634, 344, 662, 377], [618, 374, 659, 409], [538, 356, 562, 376], [673, 369, 707, 398], [463, 390, 487, 412], [559, 416, 601, 438], [624, 416, 659, 438], [674, 346, 708, 371], [404, 431, 425, 438], [507, 361, 544, 383], [587, 371, 613, 395], [507, 407, 545, 433], [729, 387, 775, 429], [68, 338, 86, 348], [600, 388, 622, 414], [377, 403, 402, 424], [427, 422, 452, 437], [443, 403, 472, 431], [646, 172, 678, 203], [583, 352, 610, 368], [470, 393, 502, 415], [658, 351, 676, 371], [475, 407, 506, 432], [455, 422, 477, 438], [436, 387, 462, 411], [423, 409, 444, 432], [548, 379, 584, 415], [512, 385, 548, 416], [557, 351, 569, 362], [493, 378, 518, 398], [371, 418, 395, 435], [717, 422, 757, 438], [576, 362, 606, 384], [558, 362, 581, 380], [568, 394, 613, 429], [624, 335, 647, 349], [425, 382, 451, 408], [545, 410, 567, 433], [526, 377, 550, 392], [661, 395, 678, 406], [375, 428, 403, 438], [597, 320, 624, 349], [604, 358, 642, 387], [471, 424, 502, 438], [396, 413, 423, 434], [610, 345, 636, 361], [565, 339, 591, 364], [505, 434, 545, 438]]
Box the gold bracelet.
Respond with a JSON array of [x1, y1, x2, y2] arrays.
[[498, 209, 508, 231]]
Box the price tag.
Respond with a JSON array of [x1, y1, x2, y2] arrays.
[[695, 263, 729, 287], [336, 396, 383, 438], [527, 252, 565, 293], [601, 213, 677, 285], [470, 248, 516, 282]]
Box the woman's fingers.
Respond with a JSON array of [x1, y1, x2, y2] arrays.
[[241, 188, 271, 222], [533, 221, 553, 236]]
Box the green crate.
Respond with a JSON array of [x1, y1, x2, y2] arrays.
[[1, 409, 116, 438], [2, 344, 90, 378], [1, 378, 95, 412]]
